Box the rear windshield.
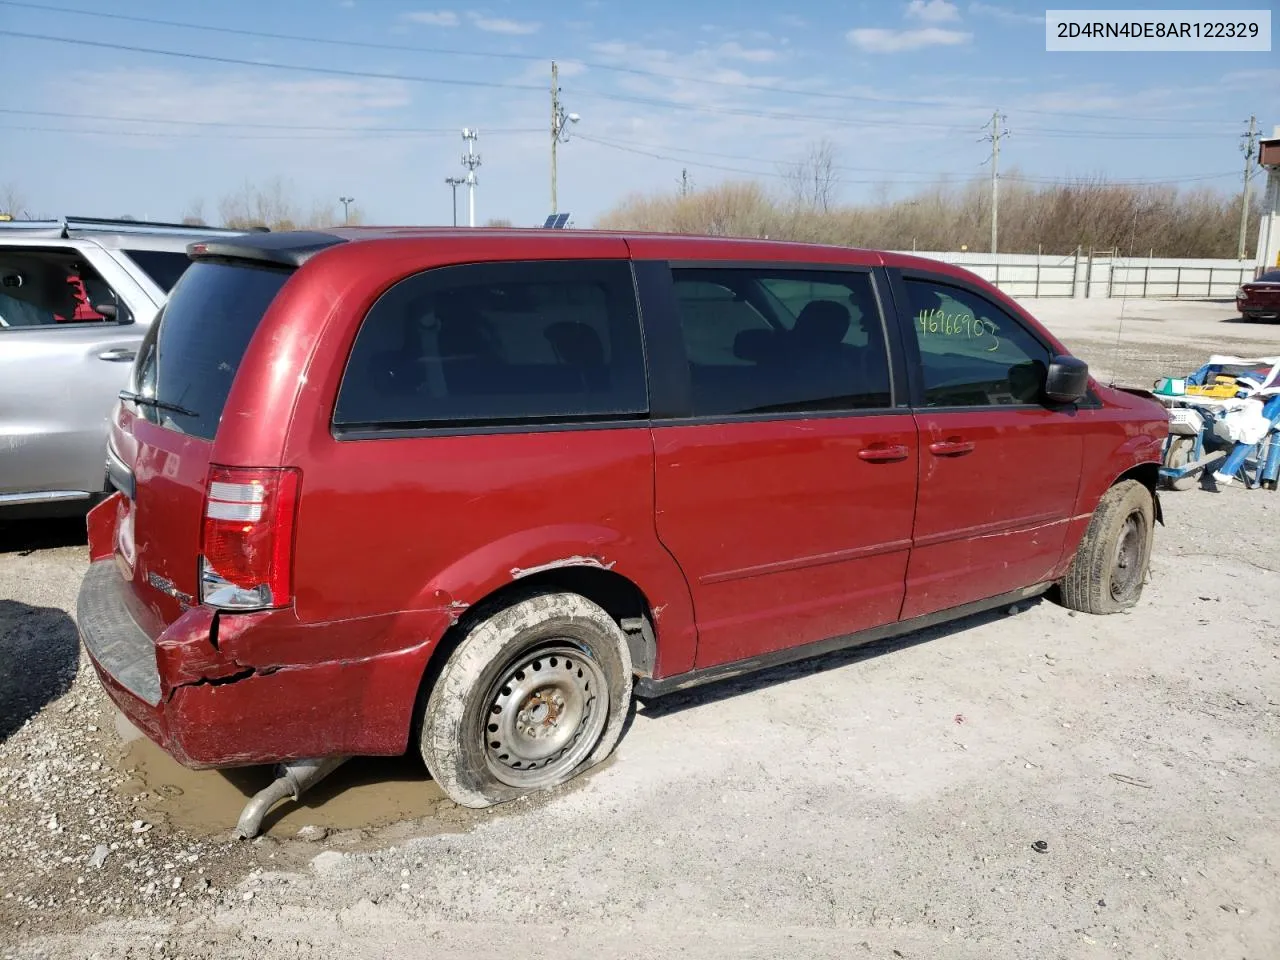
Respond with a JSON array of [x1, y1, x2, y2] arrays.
[[123, 249, 194, 293], [134, 261, 290, 440]]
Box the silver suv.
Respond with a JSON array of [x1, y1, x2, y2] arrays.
[[0, 217, 261, 518]]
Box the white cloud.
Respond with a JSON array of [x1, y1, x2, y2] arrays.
[[906, 0, 961, 23], [404, 10, 459, 26], [718, 41, 780, 64], [54, 69, 413, 137], [468, 13, 540, 35], [847, 26, 971, 52], [967, 2, 1043, 24]]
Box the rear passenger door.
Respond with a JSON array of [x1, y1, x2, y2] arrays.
[[638, 261, 918, 669]]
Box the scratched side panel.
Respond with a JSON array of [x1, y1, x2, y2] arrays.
[[902, 408, 1085, 619], [286, 427, 699, 677]]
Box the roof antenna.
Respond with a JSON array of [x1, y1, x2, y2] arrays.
[[1109, 208, 1142, 388]]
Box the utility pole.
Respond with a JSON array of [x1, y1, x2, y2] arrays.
[[550, 60, 579, 215], [679, 168, 692, 197], [1239, 114, 1259, 260], [461, 128, 481, 227], [979, 110, 1008, 255], [445, 176, 465, 227], [338, 196, 353, 225]]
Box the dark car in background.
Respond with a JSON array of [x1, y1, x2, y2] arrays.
[[1237, 269, 1280, 322]]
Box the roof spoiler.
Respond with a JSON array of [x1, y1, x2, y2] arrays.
[[186, 231, 346, 267]]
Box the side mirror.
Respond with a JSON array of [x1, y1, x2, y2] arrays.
[[1045, 355, 1089, 403], [93, 303, 118, 319]]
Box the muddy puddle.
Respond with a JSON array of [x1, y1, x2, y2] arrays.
[[117, 737, 474, 840]]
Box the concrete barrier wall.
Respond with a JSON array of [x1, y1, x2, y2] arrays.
[[890, 250, 1254, 299]]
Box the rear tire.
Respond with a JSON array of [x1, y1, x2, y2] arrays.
[[1059, 480, 1154, 615], [419, 591, 633, 809]]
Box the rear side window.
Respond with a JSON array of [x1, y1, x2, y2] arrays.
[[134, 261, 290, 439], [669, 267, 891, 416], [123, 249, 193, 293], [334, 259, 647, 430]]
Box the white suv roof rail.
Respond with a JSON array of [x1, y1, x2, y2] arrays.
[[0, 216, 269, 239]]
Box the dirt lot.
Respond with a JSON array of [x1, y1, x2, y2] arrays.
[[2, 299, 1278, 959]]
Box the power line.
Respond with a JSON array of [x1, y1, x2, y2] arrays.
[[0, 122, 540, 141], [0, 30, 1243, 140], [579, 132, 953, 176], [0, 106, 540, 135], [0, 30, 546, 93], [574, 134, 1237, 187], [0, 0, 1244, 127]]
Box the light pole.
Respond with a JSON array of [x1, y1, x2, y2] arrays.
[[445, 177, 465, 227], [550, 60, 580, 215], [338, 196, 354, 225]]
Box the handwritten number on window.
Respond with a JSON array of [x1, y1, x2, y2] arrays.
[[915, 309, 1000, 352]]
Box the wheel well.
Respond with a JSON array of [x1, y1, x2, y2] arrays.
[[1115, 462, 1158, 495], [1113, 462, 1162, 523], [410, 567, 658, 748]]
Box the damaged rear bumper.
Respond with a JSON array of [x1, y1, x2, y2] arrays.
[[76, 559, 442, 769]]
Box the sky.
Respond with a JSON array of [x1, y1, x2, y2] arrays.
[[0, 0, 1275, 227]]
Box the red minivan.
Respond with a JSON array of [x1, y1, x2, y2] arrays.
[[78, 229, 1168, 830]]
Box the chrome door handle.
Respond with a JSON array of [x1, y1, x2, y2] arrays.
[[98, 348, 137, 362], [858, 443, 910, 463], [929, 438, 976, 457]]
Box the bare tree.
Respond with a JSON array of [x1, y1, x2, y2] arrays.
[[597, 173, 1258, 258], [217, 180, 368, 230], [783, 138, 841, 213], [180, 198, 207, 227], [484, 218, 514, 228], [218, 177, 302, 230], [0, 183, 30, 219]]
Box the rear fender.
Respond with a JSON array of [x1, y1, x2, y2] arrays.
[[409, 523, 698, 677]]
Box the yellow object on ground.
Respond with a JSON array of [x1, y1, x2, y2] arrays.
[[1186, 376, 1242, 399]]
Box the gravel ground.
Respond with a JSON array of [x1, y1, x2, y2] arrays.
[[1, 299, 1278, 959]]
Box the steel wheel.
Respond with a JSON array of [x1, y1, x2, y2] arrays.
[[481, 643, 608, 789], [1110, 512, 1145, 603]]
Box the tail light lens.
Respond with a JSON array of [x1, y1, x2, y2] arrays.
[[199, 466, 300, 611]]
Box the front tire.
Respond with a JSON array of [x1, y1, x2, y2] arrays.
[[419, 591, 633, 809], [1059, 480, 1154, 615]]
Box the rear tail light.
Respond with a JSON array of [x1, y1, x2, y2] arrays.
[[199, 466, 300, 611]]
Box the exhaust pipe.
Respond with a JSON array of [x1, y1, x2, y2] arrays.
[[234, 756, 349, 839]]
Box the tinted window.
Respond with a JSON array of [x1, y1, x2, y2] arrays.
[[903, 278, 1051, 407], [124, 249, 193, 293], [0, 249, 132, 327], [334, 260, 647, 429], [1256, 269, 1280, 283], [669, 267, 890, 416], [134, 261, 290, 439]]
